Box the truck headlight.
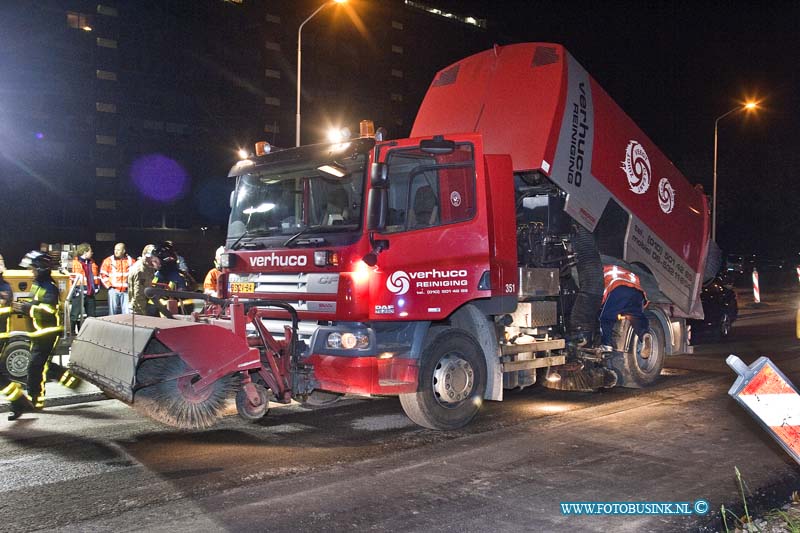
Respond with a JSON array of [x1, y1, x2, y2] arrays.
[[326, 331, 369, 350]]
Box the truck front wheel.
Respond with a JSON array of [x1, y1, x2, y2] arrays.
[[399, 328, 486, 430]]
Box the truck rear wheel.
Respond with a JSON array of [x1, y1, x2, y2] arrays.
[[399, 328, 486, 430], [0, 339, 32, 381], [607, 313, 665, 388]]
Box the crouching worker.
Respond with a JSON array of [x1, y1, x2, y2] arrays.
[[9, 251, 80, 420], [599, 265, 649, 354]]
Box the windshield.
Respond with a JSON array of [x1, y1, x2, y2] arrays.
[[227, 146, 367, 244]]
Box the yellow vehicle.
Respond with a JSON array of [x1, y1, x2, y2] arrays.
[[0, 269, 73, 381]]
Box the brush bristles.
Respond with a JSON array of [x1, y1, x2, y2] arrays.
[[133, 357, 237, 429]]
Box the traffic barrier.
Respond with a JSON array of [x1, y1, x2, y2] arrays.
[[752, 267, 761, 304], [727, 355, 800, 465]]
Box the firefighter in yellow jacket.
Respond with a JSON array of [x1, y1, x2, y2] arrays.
[[0, 254, 37, 420], [8, 251, 79, 419]]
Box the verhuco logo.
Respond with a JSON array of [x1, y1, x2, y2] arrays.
[[622, 140, 651, 195], [387, 271, 410, 295], [658, 178, 675, 214]]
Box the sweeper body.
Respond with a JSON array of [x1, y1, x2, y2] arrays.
[[69, 43, 714, 430]]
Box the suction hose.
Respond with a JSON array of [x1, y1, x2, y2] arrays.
[[568, 224, 604, 347]]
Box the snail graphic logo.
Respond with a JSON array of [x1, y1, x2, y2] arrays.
[[658, 178, 675, 214], [621, 140, 651, 194], [387, 270, 410, 295]]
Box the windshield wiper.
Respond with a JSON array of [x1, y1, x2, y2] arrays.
[[283, 225, 354, 247], [230, 229, 272, 250]]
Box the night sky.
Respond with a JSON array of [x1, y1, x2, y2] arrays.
[[446, 0, 799, 259]]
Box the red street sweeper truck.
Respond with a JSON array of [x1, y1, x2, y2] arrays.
[[69, 43, 716, 430]]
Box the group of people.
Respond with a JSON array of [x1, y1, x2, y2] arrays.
[[69, 240, 206, 324], [0, 242, 225, 421]]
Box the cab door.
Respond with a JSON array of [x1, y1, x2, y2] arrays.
[[368, 134, 491, 321]]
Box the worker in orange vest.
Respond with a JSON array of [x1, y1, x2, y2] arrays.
[[100, 242, 133, 314], [599, 264, 649, 353], [203, 246, 225, 298], [71, 242, 100, 331]]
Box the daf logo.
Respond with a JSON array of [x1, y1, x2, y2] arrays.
[[317, 276, 337, 284]]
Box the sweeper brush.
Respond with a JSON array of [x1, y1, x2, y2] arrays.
[[67, 300, 281, 429]]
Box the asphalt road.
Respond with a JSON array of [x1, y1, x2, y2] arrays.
[[1, 291, 799, 532]]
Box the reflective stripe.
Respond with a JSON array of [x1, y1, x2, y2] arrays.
[[29, 327, 62, 337], [8, 387, 23, 401], [1, 382, 18, 395]]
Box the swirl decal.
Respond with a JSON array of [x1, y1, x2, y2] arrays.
[[621, 140, 651, 194], [658, 178, 675, 214], [386, 270, 410, 295]]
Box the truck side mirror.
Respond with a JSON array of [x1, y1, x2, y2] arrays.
[[367, 188, 388, 231], [370, 162, 388, 188]]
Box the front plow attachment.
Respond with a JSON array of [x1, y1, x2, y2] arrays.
[[69, 314, 262, 428]]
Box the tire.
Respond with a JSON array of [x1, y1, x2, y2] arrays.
[[236, 382, 269, 421], [607, 313, 666, 388], [0, 339, 32, 382], [399, 328, 486, 430]]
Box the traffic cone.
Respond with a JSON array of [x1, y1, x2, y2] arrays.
[[727, 355, 800, 465]]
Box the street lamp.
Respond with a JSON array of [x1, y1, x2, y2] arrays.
[[296, 0, 347, 147], [712, 100, 758, 241]]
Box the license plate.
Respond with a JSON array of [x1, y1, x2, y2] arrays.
[[230, 282, 255, 293]]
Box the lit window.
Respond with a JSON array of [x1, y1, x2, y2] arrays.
[[265, 68, 280, 79], [95, 232, 116, 242], [96, 37, 117, 49], [96, 200, 116, 210], [391, 69, 404, 78], [391, 93, 403, 102], [391, 45, 403, 54], [265, 41, 280, 51], [264, 123, 280, 133], [96, 102, 117, 113], [96, 167, 116, 177], [96, 5, 118, 17], [95, 135, 116, 145], [96, 69, 117, 81], [264, 96, 280, 106], [391, 20, 404, 30], [67, 12, 92, 30], [265, 13, 280, 23]]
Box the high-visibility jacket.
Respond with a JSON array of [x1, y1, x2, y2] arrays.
[[26, 279, 62, 338], [100, 254, 133, 291], [72, 257, 100, 296], [203, 268, 220, 296], [602, 265, 648, 304]]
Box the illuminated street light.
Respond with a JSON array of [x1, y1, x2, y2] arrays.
[[712, 100, 759, 242], [296, 0, 348, 147]]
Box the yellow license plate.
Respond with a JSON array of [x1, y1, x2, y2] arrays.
[[230, 282, 255, 293]]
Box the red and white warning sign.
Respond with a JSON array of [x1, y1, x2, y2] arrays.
[[727, 355, 800, 465]]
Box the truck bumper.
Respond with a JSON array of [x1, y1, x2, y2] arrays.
[[305, 354, 419, 395]]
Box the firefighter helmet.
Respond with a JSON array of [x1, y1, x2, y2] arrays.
[[154, 242, 177, 263], [20, 251, 54, 273]]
